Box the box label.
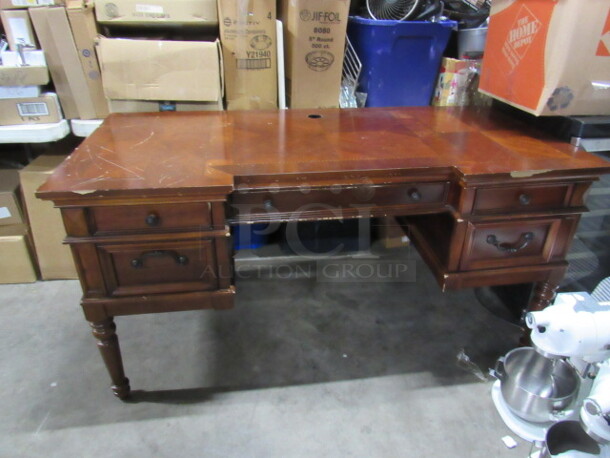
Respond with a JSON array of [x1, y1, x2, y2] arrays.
[[135, 4, 166, 16], [221, 17, 274, 71], [136, 4, 164, 14], [299, 8, 343, 72], [480, 0, 555, 112], [17, 101, 49, 117], [237, 57, 271, 70], [503, 4, 542, 70], [0, 207, 11, 219]]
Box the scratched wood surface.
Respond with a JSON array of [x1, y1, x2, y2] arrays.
[[37, 107, 610, 199]]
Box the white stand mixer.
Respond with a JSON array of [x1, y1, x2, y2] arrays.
[[491, 290, 610, 457]]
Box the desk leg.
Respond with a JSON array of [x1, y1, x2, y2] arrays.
[[519, 279, 560, 346], [528, 280, 560, 313], [90, 318, 131, 399]]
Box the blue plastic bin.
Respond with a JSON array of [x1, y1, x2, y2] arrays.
[[348, 17, 456, 107], [233, 224, 270, 250]]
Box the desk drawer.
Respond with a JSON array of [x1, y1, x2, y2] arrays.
[[97, 239, 219, 296], [91, 203, 212, 234], [231, 182, 448, 220], [460, 218, 564, 271], [473, 184, 571, 214]]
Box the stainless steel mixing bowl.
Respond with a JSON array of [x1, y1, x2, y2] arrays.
[[494, 347, 580, 423]]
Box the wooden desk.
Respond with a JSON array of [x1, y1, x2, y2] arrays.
[[37, 107, 610, 399]]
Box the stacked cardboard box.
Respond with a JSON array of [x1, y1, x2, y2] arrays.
[[0, 0, 109, 122], [95, 0, 217, 27], [0, 49, 49, 88], [19, 155, 77, 280], [0, 6, 62, 125], [30, 3, 108, 119], [0, 168, 25, 227], [218, 0, 278, 110], [3, 0, 354, 116], [280, 0, 350, 109], [1, 8, 38, 50], [0, 1, 64, 8], [97, 36, 223, 111], [91, 0, 223, 113], [0, 92, 63, 124], [0, 224, 38, 283], [0, 169, 37, 284]]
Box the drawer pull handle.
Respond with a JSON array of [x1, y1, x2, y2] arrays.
[[518, 194, 532, 205], [408, 188, 422, 201], [486, 232, 534, 254], [131, 250, 189, 268], [145, 213, 160, 227]]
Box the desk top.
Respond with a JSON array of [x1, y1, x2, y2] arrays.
[[38, 107, 610, 200]]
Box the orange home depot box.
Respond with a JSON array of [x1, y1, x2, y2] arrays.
[[479, 0, 610, 116]]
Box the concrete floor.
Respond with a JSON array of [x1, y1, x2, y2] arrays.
[[0, 249, 532, 457]]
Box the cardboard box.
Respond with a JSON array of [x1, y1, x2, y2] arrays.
[[1, 9, 38, 50], [19, 155, 77, 280], [479, 0, 610, 116], [0, 93, 62, 125], [65, 1, 108, 118], [0, 84, 40, 98], [281, 0, 349, 109], [0, 65, 49, 86], [0, 224, 37, 284], [0, 49, 49, 86], [218, 0, 278, 110], [107, 98, 222, 113], [1, 48, 46, 66], [377, 217, 409, 250], [0, 169, 24, 226], [29, 6, 106, 119], [97, 37, 223, 103], [94, 0, 217, 27], [0, 0, 64, 9]]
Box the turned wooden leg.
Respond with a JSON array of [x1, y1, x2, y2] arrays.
[[519, 279, 561, 346], [528, 280, 560, 312], [90, 318, 131, 399]]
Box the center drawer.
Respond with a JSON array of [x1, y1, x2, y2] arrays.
[[230, 182, 449, 221], [97, 239, 219, 296], [91, 202, 212, 234]]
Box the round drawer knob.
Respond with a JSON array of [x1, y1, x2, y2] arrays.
[[263, 199, 274, 211], [145, 213, 160, 226], [408, 189, 422, 201], [518, 193, 532, 206]]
